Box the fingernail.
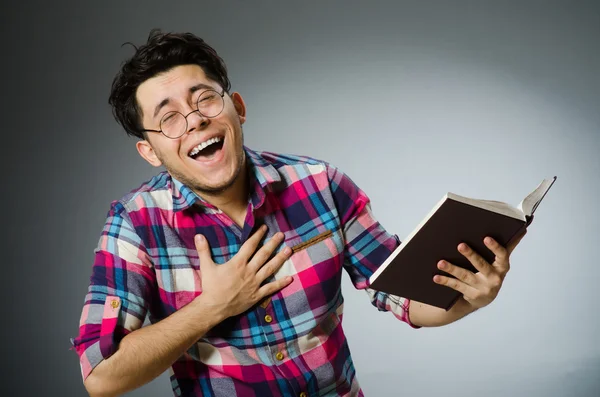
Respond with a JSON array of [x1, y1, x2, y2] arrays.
[[284, 247, 292, 255], [485, 237, 493, 245], [438, 261, 447, 269], [195, 235, 204, 243]]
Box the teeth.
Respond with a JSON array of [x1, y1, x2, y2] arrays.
[[189, 137, 223, 157]]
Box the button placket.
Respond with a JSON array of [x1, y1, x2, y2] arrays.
[[258, 299, 304, 394], [263, 308, 290, 368], [256, 298, 284, 367], [260, 297, 275, 327]]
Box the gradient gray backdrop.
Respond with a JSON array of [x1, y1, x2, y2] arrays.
[[4, 1, 599, 396]]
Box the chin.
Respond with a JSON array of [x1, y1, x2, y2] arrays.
[[194, 177, 238, 194], [191, 160, 244, 195]]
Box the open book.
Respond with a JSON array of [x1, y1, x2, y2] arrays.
[[368, 177, 557, 311]]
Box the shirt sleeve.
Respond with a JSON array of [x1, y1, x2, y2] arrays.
[[326, 163, 420, 329], [70, 201, 156, 381]]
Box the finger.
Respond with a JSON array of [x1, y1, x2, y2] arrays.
[[194, 234, 214, 267], [248, 232, 286, 271], [258, 276, 294, 298], [483, 236, 510, 273], [256, 245, 293, 281], [433, 274, 479, 297], [458, 243, 493, 276], [437, 260, 478, 287], [237, 225, 268, 261]]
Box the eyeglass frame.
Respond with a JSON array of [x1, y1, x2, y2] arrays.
[[138, 88, 226, 139]]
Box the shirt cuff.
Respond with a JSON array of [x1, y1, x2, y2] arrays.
[[71, 296, 123, 380]]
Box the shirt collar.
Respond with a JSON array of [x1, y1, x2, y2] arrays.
[[170, 146, 281, 212]]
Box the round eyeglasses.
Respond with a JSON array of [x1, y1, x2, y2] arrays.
[[140, 89, 226, 139]]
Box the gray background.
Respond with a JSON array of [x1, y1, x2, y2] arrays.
[[3, 1, 599, 396]]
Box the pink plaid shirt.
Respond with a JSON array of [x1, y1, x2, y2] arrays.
[[71, 147, 418, 396]]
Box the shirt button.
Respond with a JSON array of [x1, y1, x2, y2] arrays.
[[110, 300, 120, 309], [299, 392, 308, 397], [275, 351, 284, 361], [264, 314, 273, 323]]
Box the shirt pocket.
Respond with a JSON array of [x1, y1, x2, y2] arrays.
[[289, 229, 335, 254], [274, 229, 344, 322], [284, 229, 343, 274]]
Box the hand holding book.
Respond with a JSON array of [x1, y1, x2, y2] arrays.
[[368, 176, 556, 311], [432, 228, 527, 310]]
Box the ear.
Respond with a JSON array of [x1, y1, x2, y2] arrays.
[[136, 139, 163, 167], [230, 92, 247, 125]]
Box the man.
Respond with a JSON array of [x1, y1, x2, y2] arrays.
[[71, 29, 525, 397]]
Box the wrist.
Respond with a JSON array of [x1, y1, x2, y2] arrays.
[[190, 293, 230, 325], [450, 297, 478, 317]]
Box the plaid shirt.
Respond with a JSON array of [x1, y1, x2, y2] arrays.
[[71, 147, 417, 397]]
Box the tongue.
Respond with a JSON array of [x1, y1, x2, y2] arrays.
[[196, 140, 224, 159]]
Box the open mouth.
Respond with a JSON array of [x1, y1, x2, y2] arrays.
[[188, 136, 225, 161]]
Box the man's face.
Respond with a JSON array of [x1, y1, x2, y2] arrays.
[[135, 64, 246, 195]]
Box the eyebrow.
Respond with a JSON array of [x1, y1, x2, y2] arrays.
[[152, 83, 216, 119]]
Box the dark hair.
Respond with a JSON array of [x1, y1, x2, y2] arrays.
[[108, 29, 232, 139]]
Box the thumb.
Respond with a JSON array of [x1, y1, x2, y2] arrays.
[[194, 234, 214, 267]]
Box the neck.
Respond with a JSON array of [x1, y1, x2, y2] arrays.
[[194, 163, 250, 227]]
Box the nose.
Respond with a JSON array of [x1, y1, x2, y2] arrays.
[[186, 109, 209, 133]]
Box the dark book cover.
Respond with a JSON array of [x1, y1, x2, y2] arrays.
[[368, 198, 527, 310]]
